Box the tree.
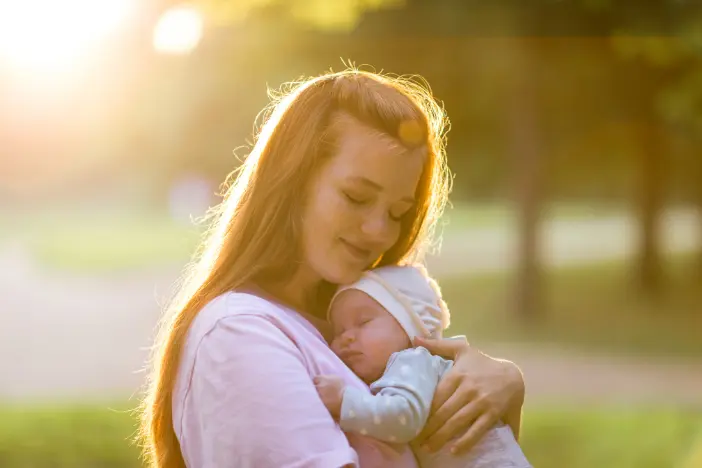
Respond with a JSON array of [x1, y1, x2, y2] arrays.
[[612, 9, 702, 289], [508, 38, 545, 320]]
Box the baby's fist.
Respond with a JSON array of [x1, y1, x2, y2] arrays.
[[313, 375, 345, 420]]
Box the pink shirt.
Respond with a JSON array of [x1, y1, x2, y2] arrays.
[[173, 292, 418, 468]]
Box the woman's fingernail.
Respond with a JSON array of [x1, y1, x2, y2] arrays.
[[450, 446, 457, 454]]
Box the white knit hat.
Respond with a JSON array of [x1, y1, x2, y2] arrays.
[[330, 264, 450, 341]]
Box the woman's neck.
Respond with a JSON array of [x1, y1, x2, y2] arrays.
[[262, 265, 325, 316], [254, 268, 334, 340]]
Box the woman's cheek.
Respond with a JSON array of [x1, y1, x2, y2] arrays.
[[387, 223, 401, 248]]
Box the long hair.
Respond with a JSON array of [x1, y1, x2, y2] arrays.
[[138, 68, 451, 467]]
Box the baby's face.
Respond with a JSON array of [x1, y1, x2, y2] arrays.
[[329, 289, 411, 384]]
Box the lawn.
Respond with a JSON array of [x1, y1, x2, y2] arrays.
[[0, 403, 698, 468], [27, 217, 201, 272], [520, 406, 702, 468], [0, 202, 620, 272], [442, 200, 621, 230], [441, 255, 702, 357], [1, 205, 700, 467], [4, 209, 203, 272], [2, 205, 700, 357]]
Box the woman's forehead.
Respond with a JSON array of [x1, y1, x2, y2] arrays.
[[327, 121, 424, 190], [336, 123, 404, 161]]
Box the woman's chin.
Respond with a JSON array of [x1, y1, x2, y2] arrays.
[[321, 264, 365, 287]]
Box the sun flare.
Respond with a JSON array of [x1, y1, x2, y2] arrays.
[[0, 0, 134, 73]]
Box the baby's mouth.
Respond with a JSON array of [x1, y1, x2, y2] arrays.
[[339, 349, 364, 362], [338, 350, 367, 370]]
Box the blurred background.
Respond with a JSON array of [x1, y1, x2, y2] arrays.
[[1, 0, 701, 466]]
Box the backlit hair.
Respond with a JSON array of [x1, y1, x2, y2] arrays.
[[139, 68, 451, 467]]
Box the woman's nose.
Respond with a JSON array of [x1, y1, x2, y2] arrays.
[[360, 209, 395, 246]]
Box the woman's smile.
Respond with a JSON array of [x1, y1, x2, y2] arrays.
[[339, 238, 372, 263]]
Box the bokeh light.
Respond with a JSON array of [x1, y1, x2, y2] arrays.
[[0, 0, 134, 73], [152, 5, 204, 55]]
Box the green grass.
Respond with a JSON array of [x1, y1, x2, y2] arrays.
[[27, 219, 201, 272], [442, 201, 619, 230], [0, 404, 140, 468], [442, 255, 702, 357], [0, 404, 698, 468], [6, 210, 203, 272], [1, 205, 700, 356], [0, 202, 620, 272], [520, 406, 702, 468]]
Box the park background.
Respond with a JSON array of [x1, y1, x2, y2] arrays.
[[1, 0, 701, 466]]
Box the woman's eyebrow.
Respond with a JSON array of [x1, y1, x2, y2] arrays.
[[347, 176, 381, 190], [347, 176, 415, 203]]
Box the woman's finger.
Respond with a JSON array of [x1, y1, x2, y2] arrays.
[[421, 398, 483, 453], [415, 374, 461, 443], [414, 336, 468, 359], [425, 382, 478, 440], [416, 384, 462, 444], [430, 371, 463, 414], [449, 412, 500, 454]]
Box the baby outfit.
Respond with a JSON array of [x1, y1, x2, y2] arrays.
[[330, 265, 532, 468]]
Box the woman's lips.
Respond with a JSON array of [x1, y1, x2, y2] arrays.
[[340, 238, 371, 262]]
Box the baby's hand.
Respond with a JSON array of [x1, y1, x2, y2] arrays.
[[313, 375, 345, 420]]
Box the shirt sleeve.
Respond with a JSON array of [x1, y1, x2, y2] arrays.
[[338, 347, 443, 443], [177, 313, 358, 468]]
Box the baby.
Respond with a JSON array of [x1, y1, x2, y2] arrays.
[[314, 264, 531, 468]]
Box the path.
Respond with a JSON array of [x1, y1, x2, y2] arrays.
[[479, 343, 702, 407], [426, 208, 701, 276], [0, 209, 700, 404]]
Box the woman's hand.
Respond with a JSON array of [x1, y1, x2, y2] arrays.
[[413, 336, 525, 454]]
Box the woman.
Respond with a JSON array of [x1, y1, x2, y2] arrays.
[[140, 69, 525, 467]]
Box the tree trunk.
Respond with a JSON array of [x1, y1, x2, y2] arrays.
[[509, 39, 543, 320], [697, 138, 702, 279], [635, 121, 665, 294]]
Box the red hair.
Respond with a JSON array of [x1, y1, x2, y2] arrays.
[[139, 68, 451, 467]]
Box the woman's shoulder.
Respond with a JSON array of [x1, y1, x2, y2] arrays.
[[176, 292, 297, 401], [199, 291, 281, 319], [189, 292, 285, 339]]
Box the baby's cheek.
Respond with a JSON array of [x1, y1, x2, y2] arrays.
[[367, 361, 387, 383], [361, 351, 387, 380]]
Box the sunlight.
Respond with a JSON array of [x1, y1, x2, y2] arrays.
[[0, 0, 134, 73], [153, 5, 204, 55]]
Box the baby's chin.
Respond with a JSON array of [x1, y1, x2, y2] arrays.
[[347, 361, 383, 385]]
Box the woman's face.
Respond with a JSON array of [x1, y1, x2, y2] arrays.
[[301, 114, 425, 286]]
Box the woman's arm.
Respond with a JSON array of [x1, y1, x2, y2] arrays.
[[177, 313, 357, 468], [412, 337, 525, 455]]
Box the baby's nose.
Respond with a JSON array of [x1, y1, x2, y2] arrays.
[[339, 330, 355, 345]]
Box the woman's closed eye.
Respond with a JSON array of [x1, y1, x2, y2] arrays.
[[343, 189, 411, 221], [343, 191, 368, 205], [389, 208, 410, 222]]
